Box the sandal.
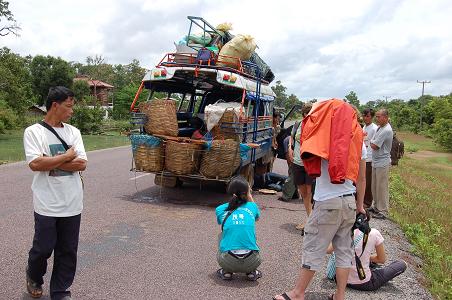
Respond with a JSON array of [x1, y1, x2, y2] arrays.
[[26, 268, 43, 298], [216, 268, 233, 280], [295, 223, 305, 236], [273, 292, 292, 300], [246, 269, 262, 281]]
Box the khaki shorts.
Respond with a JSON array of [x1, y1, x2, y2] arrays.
[[302, 195, 356, 271]]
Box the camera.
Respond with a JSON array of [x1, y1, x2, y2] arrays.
[[353, 213, 370, 234]]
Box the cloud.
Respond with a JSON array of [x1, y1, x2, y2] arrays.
[[3, 0, 452, 102]]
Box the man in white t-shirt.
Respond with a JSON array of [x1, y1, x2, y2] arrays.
[[274, 142, 367, 300], [23, 86, 87, 300], [362, 108, 378, 209], [370, 109, 393, 219]]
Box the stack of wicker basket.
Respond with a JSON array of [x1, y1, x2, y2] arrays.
[[165, 140, 202, 175], [139, 98, 179, 136], [130, 135, 164, 172], [211, 108, 241, 141], [200, 139, 241, 179]]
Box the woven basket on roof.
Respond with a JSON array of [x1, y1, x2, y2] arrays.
[[140, 99, 178, 137], [165, 140, 201, 175], [200, 140, 240, 179], [211, 108, 241, 141]]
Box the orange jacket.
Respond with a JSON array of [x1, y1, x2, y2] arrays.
[[300, 99, 363, 183]]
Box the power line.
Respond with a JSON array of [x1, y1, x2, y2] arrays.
[[417, 80, 431, 127]]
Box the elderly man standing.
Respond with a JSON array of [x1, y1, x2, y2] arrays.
[[370, 109, 393, 219]]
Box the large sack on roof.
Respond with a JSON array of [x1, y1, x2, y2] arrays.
[[217, 34, 257, 69]]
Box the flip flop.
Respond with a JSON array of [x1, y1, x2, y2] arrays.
[[246, 269, 262, 281], [273, 292, 292, 300], [216, 268, 233, 280]]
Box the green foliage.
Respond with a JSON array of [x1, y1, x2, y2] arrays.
[[389, 155, 452, 299], [271, 81, 302, 112], [72, 80, 90, 101], [70, 99, 104, 134], [30, 55, 76, 105], [345, 91, 360, 109], [0, 47, 35, 113], [112, 83, 149, 119], [0, 99, 19, 132]]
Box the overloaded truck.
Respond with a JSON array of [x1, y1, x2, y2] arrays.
[[128, 16, 296, 188]]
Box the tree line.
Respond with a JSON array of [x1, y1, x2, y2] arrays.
[[1, 46, 450, 150], [272, 82, 451, 151], [0, 47, 149, 133]]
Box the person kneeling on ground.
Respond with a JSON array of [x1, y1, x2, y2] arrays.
[[215, 176, 262, 281], [326, 210, 407, 291]]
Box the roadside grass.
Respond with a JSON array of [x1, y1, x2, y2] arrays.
[[398, 131, 440, 152], [390, 132, 452, 300], [0, 130, 130, 164]]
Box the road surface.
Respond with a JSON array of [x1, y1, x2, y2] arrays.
[[0, 146, 432, 299]]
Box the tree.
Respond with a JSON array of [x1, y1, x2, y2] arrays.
[[30, 55, 76, 105], [0, 47, 35, 113], [271, 80, 288, 109], [0, 0, 20, 37], [113, 83, 149, 119], [345, 91, 360, 108], [72, 80, 90, 101]]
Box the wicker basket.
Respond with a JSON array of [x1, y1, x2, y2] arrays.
[[130, 135, 164, 172], [165, 140, 201, 175], [200, 140, 241, 179], [140, 99, 178, 137], [211, 108, 241, 141]]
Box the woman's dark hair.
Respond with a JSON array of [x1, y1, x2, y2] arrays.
[[226, 175, 249, 211]]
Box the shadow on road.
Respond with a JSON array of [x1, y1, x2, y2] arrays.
[[119, 180, 231, 209]]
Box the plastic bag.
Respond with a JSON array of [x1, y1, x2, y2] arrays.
[[218, 34, 257, 68], [216, 22, 233, 33], [188, 32, 212, 46]]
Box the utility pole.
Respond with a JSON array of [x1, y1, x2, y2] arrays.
[[417, 80, 431, 127], [383, 96, 391, 104]]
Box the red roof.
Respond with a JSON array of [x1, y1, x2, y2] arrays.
[[74, 77, 114, 88]]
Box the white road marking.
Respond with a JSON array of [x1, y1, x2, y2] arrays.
[[129, 173, 152, 180]]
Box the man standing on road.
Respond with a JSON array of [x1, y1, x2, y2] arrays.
[[370, 108, 393, 219], [362, 108, 378, 208], [23, 86, 87, 300], [274, 103, 367, 300]]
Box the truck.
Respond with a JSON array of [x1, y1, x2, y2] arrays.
[[129, 16, 296, 188]]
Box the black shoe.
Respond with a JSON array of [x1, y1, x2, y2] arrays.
[[26, 267, 43, 298], [368, 207, 376, 213], [372, 211, 387, 219]]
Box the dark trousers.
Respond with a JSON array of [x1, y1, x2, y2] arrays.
[[364, 162, 373, 208], [28, 212, 81, 300], [348, 260, 407, 291]]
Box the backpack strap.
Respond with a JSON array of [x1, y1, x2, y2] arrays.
[[221, 209, 236, 231], [38, 121, 69, 150]]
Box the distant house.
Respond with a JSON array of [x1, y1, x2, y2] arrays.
[[27, 105, 46, 117], [73, 76, 114, 107]]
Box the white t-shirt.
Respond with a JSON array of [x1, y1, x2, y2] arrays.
[[348, 228, 384, 284], [313, 143, 366, 202], [363, 123, 377, 163], [24, 123, 87, 217]]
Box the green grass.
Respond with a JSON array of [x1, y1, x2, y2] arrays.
[[390, 132, 452, 300], [398, 131, 442, 152], [0, 130, 130, 164]]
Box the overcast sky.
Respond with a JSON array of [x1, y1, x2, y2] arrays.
[[3, 0, 452, 102]]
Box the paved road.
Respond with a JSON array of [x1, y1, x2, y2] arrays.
[[0, 146, 432, 300]]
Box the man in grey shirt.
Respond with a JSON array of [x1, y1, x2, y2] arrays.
[[370, 108, 393, 219]]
